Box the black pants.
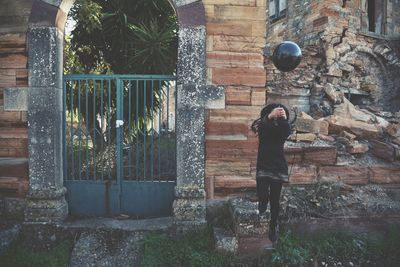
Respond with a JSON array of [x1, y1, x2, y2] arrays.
[[256, 178, 283, 225]]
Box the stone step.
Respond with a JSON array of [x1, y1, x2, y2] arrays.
[[212, 198, 275, 255], [229, 197, 269, 237]]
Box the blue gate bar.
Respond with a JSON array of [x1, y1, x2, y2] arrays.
[[63, 74, 177, 182], [63, 74, 177, 217]]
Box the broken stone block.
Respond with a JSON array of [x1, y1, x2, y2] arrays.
[[375, 116, 390, 129], [289, 165, 318, 184], [370, 166, 400, 184], [326, 115, 381, 139], [213, 227, 238, 254], [370, 139, 396, 162], [295, 117, 328, 135], [304, 146, 337, 165], [347, 142, 369, 154], [318, 134, 335, 142], [393, 137, 400, 146], [299, 111, 313, 120], [387, 123, 400, 138], [319, 166, 369, 185], [337, 136, 351, 146], [334, 97, 375, 123], [340, 130, 356, 141], [324, 83, 342, 104], [289, 133, 317, 142]]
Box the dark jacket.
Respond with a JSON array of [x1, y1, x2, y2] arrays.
[[256, 115, 291, 174]]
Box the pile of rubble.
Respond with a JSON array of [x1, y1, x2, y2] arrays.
[[280, 182, 400, 223], [290, 87, 400, 163]]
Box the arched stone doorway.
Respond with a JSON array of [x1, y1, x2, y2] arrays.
[[25, 0, 224, 226]]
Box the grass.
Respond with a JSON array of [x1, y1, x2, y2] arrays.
[[141, 225, 400, 267], [140, 228, 233, 267], [0, 236, 73, 267], [1, 225, 399, 267]]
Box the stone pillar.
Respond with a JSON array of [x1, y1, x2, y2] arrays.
[[172, 2, 224, 230], [25, 27, 67, 222]]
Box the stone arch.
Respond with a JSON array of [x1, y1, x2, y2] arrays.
[[25, 0, 224, 225], [336, 45, 398, 111]]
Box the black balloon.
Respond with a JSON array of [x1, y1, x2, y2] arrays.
[[272, 41, 302, 72]]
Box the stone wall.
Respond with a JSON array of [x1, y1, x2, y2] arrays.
[[203, 0, 267, 199], [0, 0, 31, 218]]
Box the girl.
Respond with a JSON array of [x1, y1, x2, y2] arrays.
[[251, 103, 291, 242]]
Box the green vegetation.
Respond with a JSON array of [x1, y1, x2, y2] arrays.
[[140, 228, 232, 267], [141, 225, 400, 267], [65, 0, 178, 75], [2, 225, 399, 267], [0, 237, 73, 267]]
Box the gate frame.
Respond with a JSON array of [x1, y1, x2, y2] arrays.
[[24, 0, 225, 227], [63, 74, 177, 217]]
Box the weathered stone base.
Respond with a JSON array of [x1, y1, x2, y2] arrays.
[[24, 188, 68, 223], [173, 186, 207, 233], [173, 187, 206, 220]]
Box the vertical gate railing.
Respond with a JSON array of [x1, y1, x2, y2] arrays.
[[63, 74, 176, 214]]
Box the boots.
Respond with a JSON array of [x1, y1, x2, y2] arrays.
[[258, 200, 267, 215], [268, 221, 278, 242]]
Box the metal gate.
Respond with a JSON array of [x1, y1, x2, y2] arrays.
[[63, 74, 176, 218]]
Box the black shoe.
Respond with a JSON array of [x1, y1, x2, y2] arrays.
[[268, 223, 278, 242], [258, 201, 267, 214]]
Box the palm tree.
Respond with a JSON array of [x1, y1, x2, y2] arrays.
[[64, 0, 178, 151]]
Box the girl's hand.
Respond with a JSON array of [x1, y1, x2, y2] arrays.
[[268, 107, 287, 120]]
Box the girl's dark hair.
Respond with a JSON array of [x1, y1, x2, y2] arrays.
[[251, 103, 290, 133]]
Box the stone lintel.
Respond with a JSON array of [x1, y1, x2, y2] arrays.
[[29, 0, 67, 30], [4, 87, 28, 111]]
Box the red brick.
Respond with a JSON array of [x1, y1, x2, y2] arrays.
[[207, 52, 263, 68], [0, 69, 16, 87], [320, 7, 340, 17], [214, 176, 256, 189], [303, 146, 337, 165], [284, 146, 304, 164], [212, 67, 266, 87], [370, 139, 396, 162], [205, 176, 214, 199], [206, 122, 249, 136], [319, 166, 369, 185], [251, 88, 266, 106], [313, 16, 328, 28], [0, 128, 28, 139], [289, 165, 317, 184], [207, 21, 252, 36], [206, 140, 258, 161], [225, 86, 251, 105], [0, 54, 27, 69], [369, 166, 400, 184]]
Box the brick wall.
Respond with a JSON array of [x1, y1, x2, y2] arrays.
[[204, 0, 267, 198], [205, 0, 400, 198], [0, 0, 31, 218]]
